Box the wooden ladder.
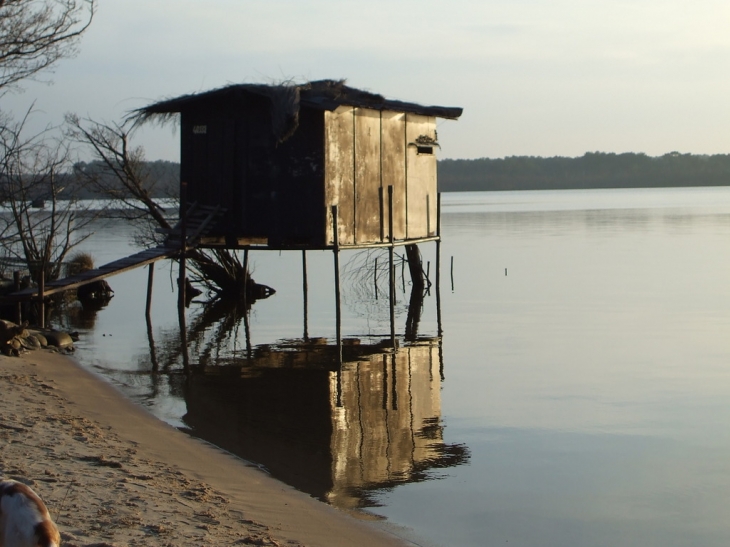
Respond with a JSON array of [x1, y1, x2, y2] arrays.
[[163, 203, 226, 248]]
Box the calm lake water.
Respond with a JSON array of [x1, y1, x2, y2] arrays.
[[62, 187, 730, 547]]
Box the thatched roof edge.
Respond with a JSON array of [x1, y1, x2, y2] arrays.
[[130, 80, 462, 142]]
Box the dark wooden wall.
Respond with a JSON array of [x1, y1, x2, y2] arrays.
[[180, 98, 327, 246]]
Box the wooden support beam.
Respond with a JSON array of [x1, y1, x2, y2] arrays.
[[436, 192, 443, 337], [332, 205, 342, 366], [145, 263, 154, 319], [388, 185, 395, 345], [302, 250, 309, 340]]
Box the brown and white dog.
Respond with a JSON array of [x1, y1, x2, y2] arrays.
[[0, 480, 60, 547]]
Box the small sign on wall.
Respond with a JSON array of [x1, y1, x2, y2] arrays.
[[193, 125, 207, 135]]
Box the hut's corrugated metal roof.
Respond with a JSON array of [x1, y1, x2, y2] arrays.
[[133, 80, 462, 142]]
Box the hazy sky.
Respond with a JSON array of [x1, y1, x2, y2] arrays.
[[3, 0, 730, 161]]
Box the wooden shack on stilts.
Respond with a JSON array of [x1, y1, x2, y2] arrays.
[[135, 80, 463, 361]]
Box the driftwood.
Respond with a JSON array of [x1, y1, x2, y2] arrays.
[[0, 319, 76, 355], [0, 320, 29, 355]]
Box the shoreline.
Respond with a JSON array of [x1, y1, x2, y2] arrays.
[[0, 350, 413, 546]]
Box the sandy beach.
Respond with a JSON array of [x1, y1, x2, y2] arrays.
[[0, 349, 413, 547]]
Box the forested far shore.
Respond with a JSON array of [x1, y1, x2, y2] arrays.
[[32, 152, 730, 200], [437, 152, 730, 191]]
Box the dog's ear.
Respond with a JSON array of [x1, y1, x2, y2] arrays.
[[21, 321, 28, 327]]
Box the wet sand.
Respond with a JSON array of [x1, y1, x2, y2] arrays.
[[0, 350, 412, 546]]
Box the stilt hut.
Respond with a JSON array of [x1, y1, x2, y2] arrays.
[[135, 80, 462, 249]]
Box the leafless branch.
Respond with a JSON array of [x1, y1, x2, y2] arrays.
[[0, 0, 95, 96]]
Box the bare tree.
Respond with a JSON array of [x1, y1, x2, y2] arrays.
[[0, 0, 96, 324], [65, 114, 272, 299], [65, 114, 173, 247], [0, 107, 95, 284], [0, 0, 95, 96]]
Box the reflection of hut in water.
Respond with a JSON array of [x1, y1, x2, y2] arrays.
[[181, 338, 469, 509]]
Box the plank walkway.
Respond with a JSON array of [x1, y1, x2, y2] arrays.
[[1, 203, 225, 302], [4, 246, 179, 301]]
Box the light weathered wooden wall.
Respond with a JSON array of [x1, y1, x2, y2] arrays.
[[325, 107, 437, 246], [405, 114, 438, 239]]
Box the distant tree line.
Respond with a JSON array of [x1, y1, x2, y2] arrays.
[[69, 159, 179, 199], [20, 151, 730, 202], [437, 152, 730, 192]]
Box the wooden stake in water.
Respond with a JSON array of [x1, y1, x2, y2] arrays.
[[436, 193, 442, 337], [401, 258, 405, 293], [388, 186, 396, 345], [242, 248, 249, 308], [450, 256, 455, 292], [332, 205, 342, 365], [302, 250, 308, 340], [374, 257, 378, 300], [145, 263, 154, 319], [426, 260, 431, 295]]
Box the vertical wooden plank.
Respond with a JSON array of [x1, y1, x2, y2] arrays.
[[180, 112, 207, 208], [381, 111, 406, 241], [145, 263, 154, 319], [324, 106, 355, 246], [388, 186, 396, 345], [234, 117, 248, 235], [354, 108, 382, 244], [332, 206, 342, 366], [405, 115, 438, 239]]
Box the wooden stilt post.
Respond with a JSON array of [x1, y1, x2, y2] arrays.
[[242, 248, 249, 308], [336, 368, 343, 408], [145, 263, 154, 319], [178, 182, 189, 372], [382, 355, 389, 409], [13, 271, 21, 324], [146, 309, 159, 373], [450, 256, 455, 292], [243, 295, 252, 357], [436, 192, 443, 337], [332, 205, 342, 365], [390, 353, 398, 410], [388, 185, 395, 346], [38, 269, 45, 329], [401, 258, 405, 294], [242, 247, 252, 356], [178, 182, 188, 308], [374, 257, 378, 300], [302, 250, 308, 340], [178, 298, 189, 372], [439, 340, 445, 381]]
